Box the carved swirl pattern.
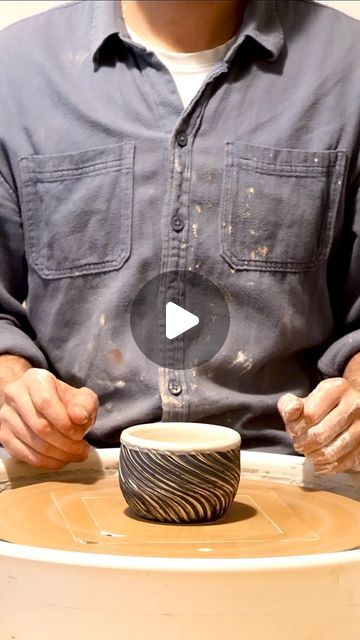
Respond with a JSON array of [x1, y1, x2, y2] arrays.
[[119, 445, 240, 523]]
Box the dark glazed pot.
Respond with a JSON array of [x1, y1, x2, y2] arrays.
[[119, 422, 241, 524]]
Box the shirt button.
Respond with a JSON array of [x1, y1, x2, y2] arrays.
[[176, 131, 188, 147], [171, 215, 185, 232], [168, 380, 182, 395]]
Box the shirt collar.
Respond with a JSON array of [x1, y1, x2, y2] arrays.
[[237, 0, 284, 62], [91, 0, 284, 67], [90, 0, 123, 66]]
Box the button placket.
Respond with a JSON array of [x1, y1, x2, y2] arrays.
[[160, 124, 194, 422]]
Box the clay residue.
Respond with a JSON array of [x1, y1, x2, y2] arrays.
[[114, 380, 126, 389], [232, 350, 253, 373], [250, 246, 269, 259], [65, 49, 88, 67], [111, 348, 123, 365], [241, 185, 255, 219]]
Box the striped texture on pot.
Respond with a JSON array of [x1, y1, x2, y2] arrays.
[[119, 445, 240, 523]]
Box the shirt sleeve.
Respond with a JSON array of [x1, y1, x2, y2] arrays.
[[318, 174, 360, 377], [0, 168, 48, 368]]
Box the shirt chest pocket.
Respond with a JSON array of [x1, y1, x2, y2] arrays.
[[19, 143, 134, 279], [220, 142, 346, 272]]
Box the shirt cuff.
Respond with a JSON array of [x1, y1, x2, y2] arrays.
[[0, 324, 48, 369], [318, 331, 360, 378]]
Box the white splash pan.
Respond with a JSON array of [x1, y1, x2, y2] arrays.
[[0, 448, 359, 640]]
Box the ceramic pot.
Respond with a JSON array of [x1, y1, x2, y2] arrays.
[[119, 422, 241, 523]]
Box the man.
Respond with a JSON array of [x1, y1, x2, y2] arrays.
[[0, 0, 359, 473]]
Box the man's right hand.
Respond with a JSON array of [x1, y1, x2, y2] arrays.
[[0, 368, 99, 469]]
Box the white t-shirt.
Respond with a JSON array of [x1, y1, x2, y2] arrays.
[[125, 26, 237, 109]]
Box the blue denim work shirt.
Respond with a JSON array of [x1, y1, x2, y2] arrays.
[[0, 0, 359, 453]]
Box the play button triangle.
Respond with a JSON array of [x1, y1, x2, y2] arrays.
[[165, 301, 199, 340]]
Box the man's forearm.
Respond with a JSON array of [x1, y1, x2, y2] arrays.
[[0, 355, 32, 407], [343, 352, 360, 391]]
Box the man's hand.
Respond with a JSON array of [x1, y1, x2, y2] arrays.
[[278, 378, 360, 474], [0, 368, 99, 470]]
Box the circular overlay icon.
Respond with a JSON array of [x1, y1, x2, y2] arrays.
[[130, 270, 230, 370]]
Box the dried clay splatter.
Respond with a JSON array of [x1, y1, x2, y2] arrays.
[[250, 246, 269, 259], [232, 350, 253, 373], [241, 186, 255, 219], [114, 380, 126, 389]]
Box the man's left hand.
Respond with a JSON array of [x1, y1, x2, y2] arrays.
[[278, 378, 360, 474]]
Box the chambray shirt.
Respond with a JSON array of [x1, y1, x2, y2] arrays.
[[0, 0, 359, 453]]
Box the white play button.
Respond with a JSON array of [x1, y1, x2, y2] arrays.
[[130, 270, 230, 369], [165, 301, 199, 340]]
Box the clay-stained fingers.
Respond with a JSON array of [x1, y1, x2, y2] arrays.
[[55, 380, 99, 437], [305, 421, 360, 466], [280, 379, 349, 438], [302, 378, 348, 420], [278, 393, 308, 438], [313, 439, 360, 475], [0, 424, 67, 470], [277, 393, 304, 423], [4, 369, 74, 433], [292, 399, 356, 457], [3, 375, 79, 445], [0, 405, 89, 464], [8, 370, 97, 440]]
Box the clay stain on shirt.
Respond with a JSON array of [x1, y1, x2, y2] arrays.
[[111, 348, 123, 365], [232, 350, 253, 372], [250, 246, 269, 259], [241, 185, 255, 219], [66, 50, 88, 67]]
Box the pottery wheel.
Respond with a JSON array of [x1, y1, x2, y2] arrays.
[[0, 475, 360, 558]]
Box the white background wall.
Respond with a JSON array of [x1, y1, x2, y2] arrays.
[[0, 0, 359, 32], [321, 0, 360, 20], [0, 1, 69, 30], [323, 1, 360, 18]]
